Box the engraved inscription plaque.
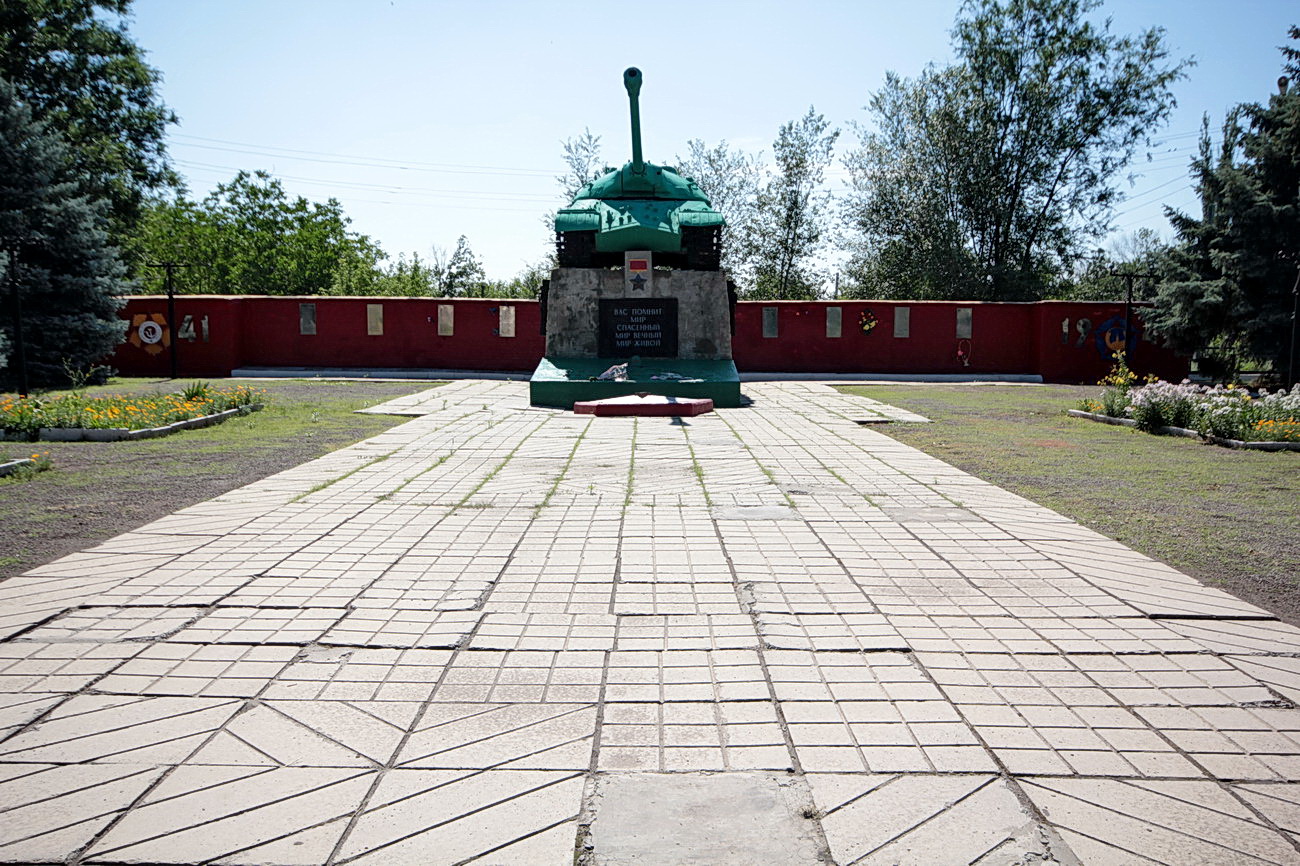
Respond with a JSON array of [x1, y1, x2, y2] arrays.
[[599, 298, 678, 357]]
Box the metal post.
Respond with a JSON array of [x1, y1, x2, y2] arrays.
[[166, 268, 177, 380], [1107, 271, 1160, 357], [6, 248, 29, 398], [1122, 274, 1133, 355], [147, 261, 190, 380]]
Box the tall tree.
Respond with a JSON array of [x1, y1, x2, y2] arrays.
[[129, 171, 383, 295], [556, 128, 606, 202], [0, 0, 176, 243], [844, 0, 1187, 300], [443, 235, 487, 297], [842, 69, 979, 299], [0, 77, 126, 386], [747, 108, 838, 299], [675, 139, 764, 286], [1147, 40, 1300, 379], [542, 128, 608, 252]]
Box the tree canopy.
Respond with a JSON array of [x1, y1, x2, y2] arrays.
[[0, 0, 176, 242], [129, 171, 384, 295], [843, 0, 1188, 301], [675, 139, 764, 285]]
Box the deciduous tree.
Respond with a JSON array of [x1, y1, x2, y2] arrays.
[[130, 171, 383, 295], [444, 235, 487, 297], [0, 0, 176, 243], [844, 0, 1187, 300], [556, 128, 606, 202], [675, 139, 764, 286], [746, 108, 838, 299]]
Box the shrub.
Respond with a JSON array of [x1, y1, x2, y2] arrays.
[[1085, 353, 1139, 417]]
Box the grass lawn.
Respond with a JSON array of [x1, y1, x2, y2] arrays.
[[839, 383, 1300, 624], [0, 378, 439, 581]]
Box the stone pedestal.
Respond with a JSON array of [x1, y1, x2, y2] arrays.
[[544, 268, 732, 359], [530, 266, 740, 409]]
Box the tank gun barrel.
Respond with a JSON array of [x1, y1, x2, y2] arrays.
[[624, 67, 644, 174]]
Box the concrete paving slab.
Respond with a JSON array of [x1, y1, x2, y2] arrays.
[[586, 772, 825, 865], [807, 773, 1077, 866], [0, 763, 166, 863], [1, 379, 1298, 864]]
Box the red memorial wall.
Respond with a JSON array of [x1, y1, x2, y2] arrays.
[[109, 296, 1188, 384]]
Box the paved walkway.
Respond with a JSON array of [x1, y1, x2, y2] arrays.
[[2, 380, 1299, 865]]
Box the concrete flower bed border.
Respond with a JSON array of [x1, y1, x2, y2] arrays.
[[0, 457, 35, 477], [3, 403, 263, 443], [1068, 409, 1300, 452]]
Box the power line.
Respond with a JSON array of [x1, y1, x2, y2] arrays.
[[172, 159, 557, 201], [1115, 194, 1198, 230], [170, 133, 557, 177], [169, 168, 549, 214], [1110, 176, 1192, 215]]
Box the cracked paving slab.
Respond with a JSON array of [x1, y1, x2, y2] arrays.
[[0, 379, 1297, 865]]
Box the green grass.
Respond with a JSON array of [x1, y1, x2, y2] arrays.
[[839, 383, 1300, 621]]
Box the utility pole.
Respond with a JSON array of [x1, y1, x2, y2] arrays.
[[1288, 179, 1300, 388], [5, 247, 29, 397], [1107, 271, 1161, 356], [146, 262, 191, 380]]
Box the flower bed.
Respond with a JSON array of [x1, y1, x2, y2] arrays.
[[0, 384, 266, 442], [1076, 372, 1300, 450]]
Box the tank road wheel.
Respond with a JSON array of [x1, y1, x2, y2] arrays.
[[557, 230, 596, 268], [682, 226, 721, 271]]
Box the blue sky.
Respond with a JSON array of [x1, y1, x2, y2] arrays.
[[127, 0, 1297, 280]]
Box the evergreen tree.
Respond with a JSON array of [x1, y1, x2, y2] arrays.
[[1147, 46, 1300, 379], [0, 77, 127, 387], [0, 0, 176, 243]]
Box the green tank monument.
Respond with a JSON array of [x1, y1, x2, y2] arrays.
[[529, 67, 742, 409]]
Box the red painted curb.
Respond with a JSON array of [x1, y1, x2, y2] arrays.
[[574, 394, 715, 417]]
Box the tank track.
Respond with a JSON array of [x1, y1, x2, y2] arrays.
[[555, 226, 722, 271]]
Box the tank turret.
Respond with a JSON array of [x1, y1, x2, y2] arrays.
[[555, 67, 725, 270]]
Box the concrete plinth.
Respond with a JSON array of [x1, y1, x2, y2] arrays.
[[534, 265, 739, 409], [529, 356, 741, 409]]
